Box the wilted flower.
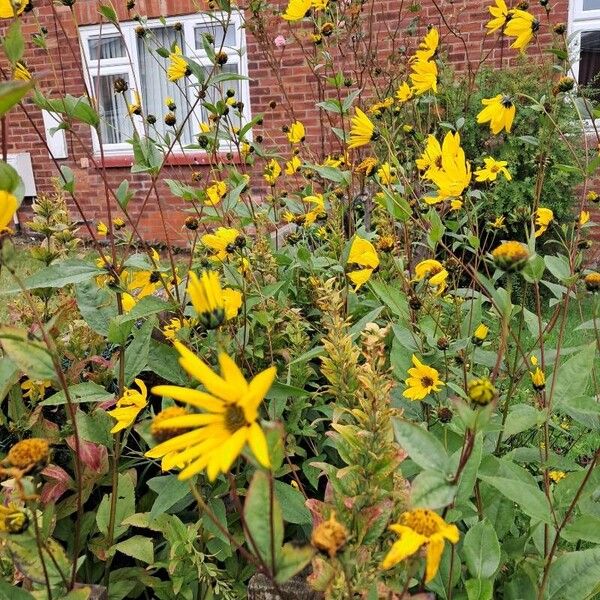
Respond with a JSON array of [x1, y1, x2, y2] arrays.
[[311, 511, 348, 557], [7, 438, 50, 470], [274, 34, 286, 47]]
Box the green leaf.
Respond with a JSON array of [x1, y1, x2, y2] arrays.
[[113, 296, 173, 326], [465, 578, 493, 600], [0, 161, 24, 201], [478, 475, 553, 524], [275, 544, 316, 584], [0, 580, 35, 599], [392, 419, 449, 473], [147, 475, 191, 520], [59, 165, 75, 193], [274, 481, 311, 525], [462, 519, 500, 579], [98, 3, 118, 23], [561, 515, 600, 544], [503, 404, 544, 437], [0, 327, 55, 381], [3, 20, 24, 63], [33, 90, 100, 127], [0, 80, 33, 117], [75, 281, 117, 336], [75, 409, 113, 446], [147, 340, 190, 386], [40, 382, 113, 406], [111, 535, 154, 564], [121, 317, 155, 385], [410, 470, 456, 509], [0, 357, 19, 402], [115, 179, 133, 210], [547, 547, 600, 600], [544, 255, 571, 283], [96, 472, 135, 540], [552, 343, 596, 409], [244, 470, 283, 570], [370, 280, 409, 320]]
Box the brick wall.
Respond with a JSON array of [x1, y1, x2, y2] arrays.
[[4, 0, 574, 246]]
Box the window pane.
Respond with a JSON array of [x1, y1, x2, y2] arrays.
[[579, 31, 600, 88], [93, 73, 133, 145], [89, 35, 126, 60], [137, 27, 195, 145], [195, 23, 236, 50], [583, 0, 600, 10]]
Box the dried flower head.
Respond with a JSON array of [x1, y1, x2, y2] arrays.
[[311, 511, 348, 557], [7, 438, 50, 470]]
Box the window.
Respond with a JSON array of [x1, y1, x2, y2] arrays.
[[79, 13, 250, 155], [569, 0, 600, 94]]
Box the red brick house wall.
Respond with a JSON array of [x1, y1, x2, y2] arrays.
[[3, 0, 572, 245]]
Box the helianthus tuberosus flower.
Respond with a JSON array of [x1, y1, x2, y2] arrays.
[[530, 367, 546, 391], [264, 159, 282, 185], [205, 181, 227, 206], [584, 271, 600, 292], [0, 190, 18, 234], [128, 90, 142, 115], [162, 317, 192, 342], [311, 512, 348, 558], [504, 9, 539, 53], [416, 135, 443, 177], [377, 162, 397, 185], [201, 227, 243, 262], [187, 271, 226, 329], [427, 132, 471, 203], [7, 438, 50, 470], [474, 157, 511, 182], [412, 28, 439, 63], [146, 343, 275, 481], [395, 81, 413, 103], [534, 207, 553, 238], [285, 155, 302, 175], [347, 108, 378, 149], [0, 504, 28, 534], [13, 62, 31, 81], [381, 509, 459, 582], [579, 210, 590, 226], [549, 470, 566, 483], [107, 379, 148, 433], [486, 0, 509, 34], [97, 221, 108, 236], [472, 323, 489, 345], [0, 0, 27, 18], [410, 59, 438, 95], [489, 215, 506, 229], [151, 406, 192, 442], [477, 95, 516, 134], [21, 379, 52, 400], [414, 259, 449, 295], [167, 46, 191, 82], [403, 355, 444, 400], [287, 120, 305, 143], [346, 236, 379, 290], [467, 377, 496, 406], [356, 157, 378, 176], [491, 240, 530, 271], [282, 0, 312, 20]]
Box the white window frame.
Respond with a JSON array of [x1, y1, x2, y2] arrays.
[[79, 11, 251, 157]]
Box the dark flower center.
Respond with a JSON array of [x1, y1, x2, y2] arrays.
[[421, 376, 434, 388], [224, 405, 248, 433]]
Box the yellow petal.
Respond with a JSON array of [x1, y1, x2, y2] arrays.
[[218, 353, 248, 394], [218, 427, 249, 475], [145, 428, 209, 458], [425, 536, 445, 582], [242, 366, 276, 422], [152, 385, 225, 413], [247, 422, 271, 468], [381, 528, 427, 569]]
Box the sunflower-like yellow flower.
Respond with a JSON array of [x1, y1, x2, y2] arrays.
[[0, 0, 27, 18], [549, 470, 566, 483], [96, 221, 108, 236], [467, 377, 496, 406], [504, 9, 539, 53], [376, 162, 397, 185], [491, 241, 530, 271], [0, 504, 28, 534], [472, 323, 489, 345], [188, 271, 226, 329], [534, 207, 553, 238], [167, 46, 190, 82], [311, 511, 348, 558], [489, 215, 506, 229], [381, 509, 459, 580], [486, 0, 509, 34], [13, 62, 31, 81], [530, 366, 546, 390], [474, 157, 511, 182], [287, 120, 305, 144], [585, 272, 600, 292], [222, 287, 243, 320], [395, 81, 413, 103], [201, 227, 242, 262], [410, 59, 438, 95], [477, 94, 516, 134], [579, 210, 590, 226], [369, 97, 394, 116], [414, 259, 448, 295], [21, 379, 52, 400], [107, 379, 148, 434], [264, 159, 282, 185], [403, 355, 444, 400], [282, 0, 311, 21], [427, 132, 471, 203], [285, 155, 302, 175], [128, 90, 142, 115], [0, 190, 18, 234], [356, 156, 378, 176], [205, 180, 227, 206], [7, 438, 50, 470], [416, 135, 443, 177], [162, 317, 192, 342], [146, 343, 275, 480], [412, 28, 439, 63], [348, 108, 378, 149], [346, 236, 380, 290]]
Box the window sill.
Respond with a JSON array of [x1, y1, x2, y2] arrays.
[[94, 151, 243, 169]]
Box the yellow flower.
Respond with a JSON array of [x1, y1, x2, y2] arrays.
[[491, 241, 530, 271], [451, 199, 463, 211], [467, 378, 496, 406], [285, 155, 302, 175], [377, 162, 397, 185], [13, 62, 31, 81], [410, 59, 438, 95], [201, 227, 242, 262], [504, 9, 539, 53], [151, 406, 191, 442], [534, 207, 553, 238], [113, 216, 126, 229], [346, 236, 380, 290], [416, 135, 443, 177], [264, 159, 282, 185], [199, 121, 211, 133], [489, 215, 506, 229], [282, 0, 311, 21], [7, 438, 50, 469], [395, 81, 413, 103], [382, 509, 459, 581], [348, 108, 378, 149], [472, 323, 489, 345], [312, 0, 328, 9], [146, 343, 275, 480], [369, 97, 394, 116], [188, 271, 226, 329], [164, 96, 175, 107], [205, 180, 227, 206], [0, 504, 29, 534], [530, 355, 538, 366], [356, 156, 378, 176], [287, 120, 305, 143], [427, 132, 471, 203], [403, 355, 444, 400], [486, 0, 509, 34], [162, 317, 191, 342], [167, 46, 190, 82], [223, 287, 243, 320], [477, 95, 516, 135], [579, 210, 590, 225], [549, 470, 566, 483], [586, 190, 599, 203], [530, 367, 546, 390], [414, 259, 448, 295], [474, 157, 511, 182], [413, 28, 439, 62], [584, 271, 600, 292], [311, 511, 348, 558], [0, 0, 27, 18], [97, 221, 108, 236], [107, 379, 148, 434], [128, 90, 142, 115], [0, 190, 17, 233], [21, 379, 52, 399]]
